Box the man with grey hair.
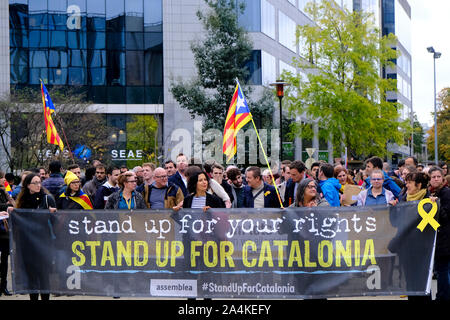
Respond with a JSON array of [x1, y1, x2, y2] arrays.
[[141, 167, 184, 209], [132, 166, 144, 187]]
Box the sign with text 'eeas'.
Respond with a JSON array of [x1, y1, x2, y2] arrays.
[[9, 203, 436, 298]]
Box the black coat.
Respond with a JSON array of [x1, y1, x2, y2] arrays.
[[18, 190, 56, 209], [433, 186, 450, 260], [183, 192, 225, 209], [168, 171, 188, 197]]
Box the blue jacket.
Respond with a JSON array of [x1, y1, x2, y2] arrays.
[[365, 171, 401, 199], [168, 171, 188, 197], [42, 173, 64, 199], [243, 183, 281, 208], [318, 178, 341, 207]]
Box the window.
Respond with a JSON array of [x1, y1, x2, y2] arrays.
[[9, 0, 164, 104], [238, 0, 261, 32], [262, 50, 276, 85], [261, 0, 275, 39], [279, 11, 296, 53]]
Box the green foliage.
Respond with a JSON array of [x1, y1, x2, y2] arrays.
[[170, 0, 274, 131], [412, 114, 425, 155], [283, 0, 411, 158], [427, 87, 450, 161], [125, 115, 159, 168]]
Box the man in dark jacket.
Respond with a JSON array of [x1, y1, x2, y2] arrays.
[[82, 163, 107, 200], [42, 160, 64, 199], [429, 166, 450, 301], [168, 153, 189, 196], [243, 166, 280, 208], [93, 166, 120, 209], [283, 160, 307, 207], [226, 167, 246, 208]]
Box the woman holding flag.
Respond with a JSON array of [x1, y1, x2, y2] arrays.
[[56, 171, 93, 210]]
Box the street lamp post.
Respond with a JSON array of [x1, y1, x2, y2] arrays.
[[270, 80, 289, 161], [427, 46, 441, 165]]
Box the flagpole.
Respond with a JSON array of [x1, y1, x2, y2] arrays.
[[53, 113, 76, 165], [250, 118, 284, 209], [233, 77, 284, 208]]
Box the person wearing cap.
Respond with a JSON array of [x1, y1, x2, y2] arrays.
[[56, 171, 93, 210]]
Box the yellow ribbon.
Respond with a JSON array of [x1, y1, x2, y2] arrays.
[[417, 198, 440, 232]]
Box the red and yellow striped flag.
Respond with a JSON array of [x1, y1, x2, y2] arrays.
[[4, 181, 12, 196], [223, 81, 252, 163], [41, 81, 64, 151]]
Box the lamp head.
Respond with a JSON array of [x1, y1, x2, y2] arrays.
[[427, 46, 435, 53], [434, 52, 442, 59], [269, 80, 290, 98]]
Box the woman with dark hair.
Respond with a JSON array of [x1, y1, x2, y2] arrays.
[[401, 171, 430, 203], [292, 178, 329, 207], [397, 165, 417, 201], [183, 171, 225, 210], [428, 166, 450, 301], [105, 171, 146, 209], [15, 172, 56, 301], [397, 171, 433, 301], [0, 171, 15, 296]]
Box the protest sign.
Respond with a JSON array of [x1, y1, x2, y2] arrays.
[[9, 202, 436, 298]]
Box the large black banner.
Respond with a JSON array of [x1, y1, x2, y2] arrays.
[[9, 202, 436, 299]]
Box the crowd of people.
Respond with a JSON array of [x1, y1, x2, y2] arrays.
[[0, 154, 449, 300]]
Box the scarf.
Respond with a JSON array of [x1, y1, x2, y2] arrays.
[[60, 190, 93, 210], [429, 182, 445, 196], [406, 188, 427, 202]]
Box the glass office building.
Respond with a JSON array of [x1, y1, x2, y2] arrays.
[[8, 0, 163, 166], [9, 0, 163, 104]]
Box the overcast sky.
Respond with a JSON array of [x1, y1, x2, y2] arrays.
[[410, 0, 450, 127]]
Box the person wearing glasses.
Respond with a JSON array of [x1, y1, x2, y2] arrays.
[[141, 167, 184, 209], [56, 171, 93, 210], [0, 171, 15, 296], [357, 169, 397, 206], [14, 173, 57, 300], [105, 171, 146, 210], [291, 178, 329, 207]]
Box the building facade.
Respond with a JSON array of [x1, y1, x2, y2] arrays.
[[1, 0, 412, 170]]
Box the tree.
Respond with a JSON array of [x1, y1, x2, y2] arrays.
[[283, 0, 410, 159], [412, 114, 425, 156], [0, 86, 111, 172], [170, 0, 274, 131], [125, 114, 160, 168], [427, 87, 450, 162]]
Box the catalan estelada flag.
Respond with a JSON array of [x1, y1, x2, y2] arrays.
[[41, 80, 64, 151], [60, 171, 93, 209], [223, 81, 252, 162], [59, 190, 93, 210], [4, 181, 12, 196]]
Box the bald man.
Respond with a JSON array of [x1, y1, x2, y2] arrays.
[[141, 167, 184, 209]]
